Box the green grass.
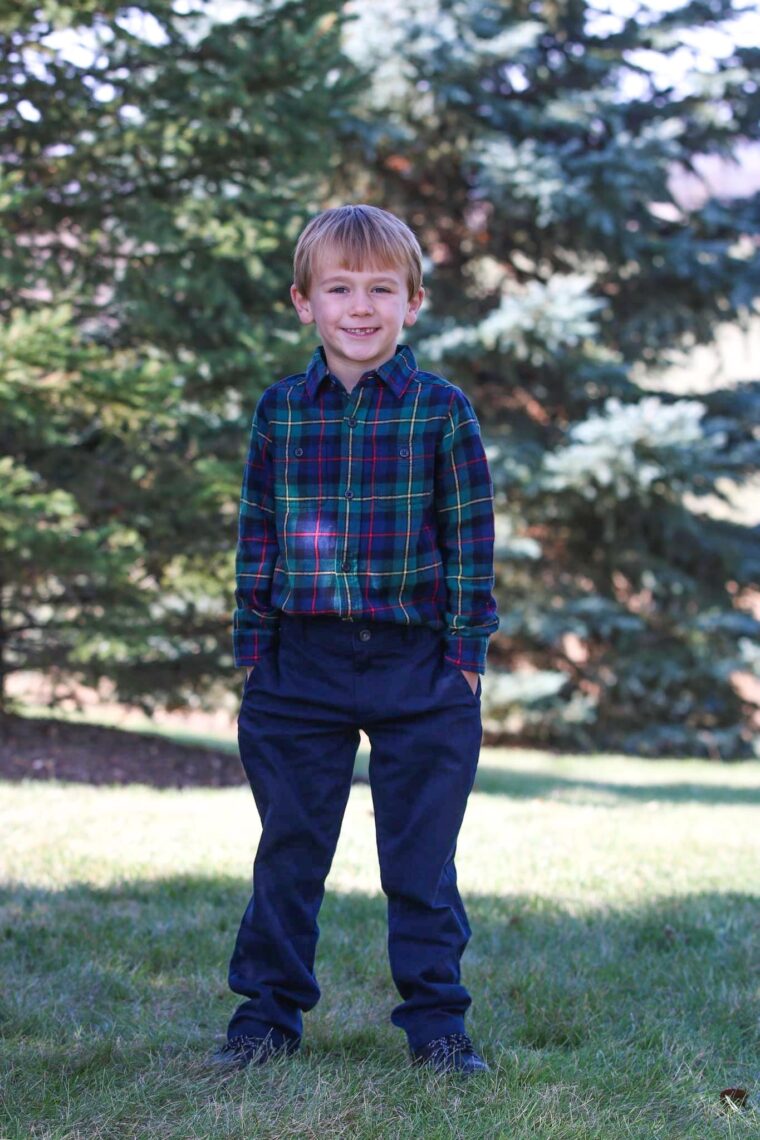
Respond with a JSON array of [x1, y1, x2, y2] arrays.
[[1, 748, 759, 1138]]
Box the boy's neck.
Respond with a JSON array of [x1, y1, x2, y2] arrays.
[[334, 372, 361, 393], [325, 355, 368, 393], [323, 348, 397, 394]]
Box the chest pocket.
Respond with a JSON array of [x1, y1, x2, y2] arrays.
[[273, 439, 323, 499]]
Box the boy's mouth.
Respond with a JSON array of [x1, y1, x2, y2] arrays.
[[342, 327, 379, 337]]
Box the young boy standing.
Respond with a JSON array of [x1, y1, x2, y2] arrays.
[[214, 204, 498, 1074]]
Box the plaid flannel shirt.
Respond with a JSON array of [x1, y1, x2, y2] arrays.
[[233, 344, 498, 672]]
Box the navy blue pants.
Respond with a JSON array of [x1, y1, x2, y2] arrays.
[[227, 614, 483, 1051]]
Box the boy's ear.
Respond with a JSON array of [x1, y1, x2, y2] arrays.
[[403, 287, 425, 327], [290, 284, 314, 325]]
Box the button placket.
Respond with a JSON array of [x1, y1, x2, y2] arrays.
[[336, 389, 366, 616]]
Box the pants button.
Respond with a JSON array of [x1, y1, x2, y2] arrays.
[[359, 629, 371, 642]]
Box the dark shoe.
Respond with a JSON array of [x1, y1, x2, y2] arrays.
[[411, 1032, 489, 1075], [210, 1032, 299, 1072]]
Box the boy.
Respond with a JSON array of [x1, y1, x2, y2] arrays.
[[213, 204, 498, 1074]]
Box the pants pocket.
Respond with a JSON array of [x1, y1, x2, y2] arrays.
[[442, 657, 481, 704]]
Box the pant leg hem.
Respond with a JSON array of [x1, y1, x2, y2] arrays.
[[226, 1016, 301, 1050]]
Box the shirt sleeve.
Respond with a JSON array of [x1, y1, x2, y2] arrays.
[[434, 389, 499, 673], [232, 394, 280, 666]]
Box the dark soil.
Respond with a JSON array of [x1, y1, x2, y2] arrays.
[[0, 713, 245, 789]]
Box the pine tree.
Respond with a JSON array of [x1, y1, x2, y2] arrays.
[[345, 0, 760, 756], [0, 0, 357, 709]]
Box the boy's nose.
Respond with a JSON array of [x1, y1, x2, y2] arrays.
[[350, 293, 374, 314]]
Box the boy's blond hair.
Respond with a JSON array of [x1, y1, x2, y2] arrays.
[[293, 204, 423, 300]]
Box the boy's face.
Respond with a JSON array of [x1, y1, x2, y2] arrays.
[[290, 256, 424, 385]]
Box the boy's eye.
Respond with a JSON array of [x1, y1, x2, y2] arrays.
[[327, 285, 393, 293]]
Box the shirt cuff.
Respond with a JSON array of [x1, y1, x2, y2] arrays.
[[443, 634, 489, 674], [233, 620, 280, 668]]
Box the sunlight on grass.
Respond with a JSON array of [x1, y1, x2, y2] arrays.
[[4, 751, 758, 904]]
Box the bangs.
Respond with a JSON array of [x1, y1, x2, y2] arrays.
[[294, 205, 423, 298]]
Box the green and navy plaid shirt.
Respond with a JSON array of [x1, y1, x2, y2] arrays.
[[233, 344, 498, 672]]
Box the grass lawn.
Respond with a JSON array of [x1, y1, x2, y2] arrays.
[[1, 746, 758, 1139]]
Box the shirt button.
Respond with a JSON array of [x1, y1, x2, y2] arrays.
[[342, 561, 351, 571], [294, 447, 303, 457], [345, 489, 354, 499], [359, 629, 371, 642], [399, 447, 410, 457], [347, 417, 357, 428]]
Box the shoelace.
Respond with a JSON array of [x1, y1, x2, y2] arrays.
[[423, 1032, 475, 1064], [225, 1034, 279, 1057]]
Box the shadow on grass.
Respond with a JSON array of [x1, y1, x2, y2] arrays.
[[354, 750, 760, 807], [472, 765, 760, 807], [0, 877, 757, 1064], [0, 877, 757, 1140]]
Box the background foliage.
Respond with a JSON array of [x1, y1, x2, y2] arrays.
[[342, 0, 760, 756], [2, 0, 759, 754]]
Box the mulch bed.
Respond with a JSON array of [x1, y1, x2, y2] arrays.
[[0, 713, 246, 789]]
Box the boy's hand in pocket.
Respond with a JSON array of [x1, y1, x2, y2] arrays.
[[461, 669, 478, 694]]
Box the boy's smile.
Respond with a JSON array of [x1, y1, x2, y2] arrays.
[[291, 259, 424, 389]]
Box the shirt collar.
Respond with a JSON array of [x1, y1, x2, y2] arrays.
[[304, 344, 418, 401]]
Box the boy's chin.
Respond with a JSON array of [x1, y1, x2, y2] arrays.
[[336, 337, 398, 363]]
